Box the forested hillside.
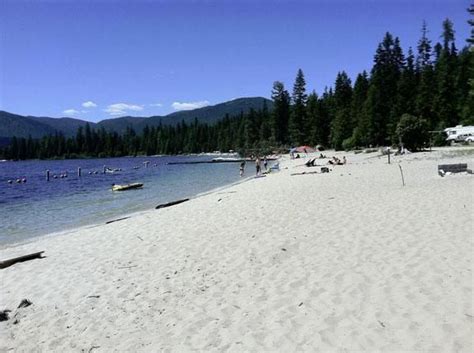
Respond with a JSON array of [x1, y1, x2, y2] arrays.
[[0, 97, 272, 139], [1, 15, 473, 160]]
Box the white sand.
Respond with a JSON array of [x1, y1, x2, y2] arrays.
[[1, 147, 473, 352]]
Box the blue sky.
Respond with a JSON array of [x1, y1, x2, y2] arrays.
[[0, 0, 470, 122]]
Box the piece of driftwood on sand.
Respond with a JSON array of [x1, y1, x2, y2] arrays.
[[105, 216, 131, 224], [438, 163, 469, 173], [291, 171, 319, 176], [156, 198, 190, 209], [0, 251, 45, 269]]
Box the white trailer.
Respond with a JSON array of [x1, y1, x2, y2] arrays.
[[444, 125, 474, 142]]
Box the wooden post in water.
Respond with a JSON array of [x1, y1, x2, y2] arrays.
[[46, 170, 50, 182], [78, 167, 81, 177]]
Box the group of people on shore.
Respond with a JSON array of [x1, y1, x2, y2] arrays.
[[240, 153, 347, 176], [239, 152, 347, 177], [304, 155, 347, 167], [328, 156, 346, 165], [239, 156, 268, 177]]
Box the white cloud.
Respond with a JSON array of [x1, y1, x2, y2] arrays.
[[172, 100, 210, 111], [104, 103, 144, 116], [63, 109, 80, 115], [82, 101, 97, 108], [149, 103, 163, 107]]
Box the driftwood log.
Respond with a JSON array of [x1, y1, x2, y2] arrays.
[[106, 216, 130, 224], [0, 251, 45, 269], [438, 163, 468, 173], [155, 198, 189, 210], [291, 171, 319, 176]]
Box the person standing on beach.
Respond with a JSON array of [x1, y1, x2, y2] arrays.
[[255, 157, 261, 176], [263, 157, 268, 171], [240, 161, 245, 177]]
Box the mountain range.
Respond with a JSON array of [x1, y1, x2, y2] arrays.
[[0, 97, 272, 141]]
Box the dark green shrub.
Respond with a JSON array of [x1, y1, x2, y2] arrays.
[[396, 114, 429, 151], [342, 136, 356, 151]]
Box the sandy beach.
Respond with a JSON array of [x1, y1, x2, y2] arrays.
[[1, 147, 473, 352]]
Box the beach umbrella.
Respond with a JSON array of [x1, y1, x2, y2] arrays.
[[294, 145, 316, 153]]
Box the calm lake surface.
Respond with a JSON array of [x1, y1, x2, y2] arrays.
[[0, 155, 246, 245]]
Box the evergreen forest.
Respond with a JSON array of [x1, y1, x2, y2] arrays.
[[2, 15, 473, 160]]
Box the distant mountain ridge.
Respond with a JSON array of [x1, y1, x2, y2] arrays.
[[0, 97, 272, 140]]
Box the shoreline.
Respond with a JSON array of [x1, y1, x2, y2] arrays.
[[1, 147, 472, 351], [0, 169, 256, 250], [0, 154, 255, 247]]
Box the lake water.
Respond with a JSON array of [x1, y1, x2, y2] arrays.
[[0, 156, 248, 245]]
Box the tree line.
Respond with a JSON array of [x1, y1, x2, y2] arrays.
[[2, 14, 473, 160]]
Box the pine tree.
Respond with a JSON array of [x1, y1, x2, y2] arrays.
[[441, 18, 455, 52], [394, 47, 417, 127], [243, 109, 257, 149], [351, 71, 370, 147], [415, 22, 436, 127], [271, 81, 290, 145], [10, 136, 19, 160], [289, 69, 307, 145], [306, 91, 319, 145], [367, 32, 403, 145], [360, 85, 378, 146], [330, 71, 353, 149], [26, 135, 35, 158], [84, 123, 92, 154], [76, 126, 84, 154], [320, 87, 335, 147], [387, 37, 406, 140], [259, 101, 272, 142], [433, 43, 443, 62], [433, 19, 459, 127], [417, 21, 432, 70]]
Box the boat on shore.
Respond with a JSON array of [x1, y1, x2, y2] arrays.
[[112, 183, 143, 191]]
